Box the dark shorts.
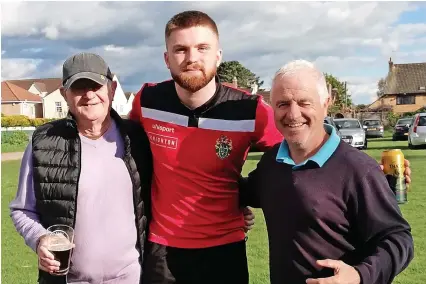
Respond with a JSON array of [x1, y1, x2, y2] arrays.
[[142, 240, 249, 284]]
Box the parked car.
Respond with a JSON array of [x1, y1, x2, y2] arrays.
[[324, 116, 342, 137], [334, 118, 367, 150], [408, 112, 426, 149], [392, 117, 412, 141], [362, 119, 384, 138]]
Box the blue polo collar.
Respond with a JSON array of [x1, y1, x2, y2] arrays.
[[276, 124, 340, 169]]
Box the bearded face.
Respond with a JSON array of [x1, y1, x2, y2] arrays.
[[171, 62, 217, 93], [165, 26, 222, 93]]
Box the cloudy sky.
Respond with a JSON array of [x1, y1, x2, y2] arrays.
[[2, 1, 426, 104]]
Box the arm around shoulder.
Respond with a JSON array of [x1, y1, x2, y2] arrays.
[[239, 153, 271, 209]]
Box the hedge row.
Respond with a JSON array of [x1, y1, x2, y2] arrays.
[[1, 115, 56, 127]]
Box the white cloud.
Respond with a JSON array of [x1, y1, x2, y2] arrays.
[[1, 2, 152, 40], [103, 45, 126, 53], [1, 58, 42, 80], [348, 81, 380, 106], [22, 48, 44, 53], [42, 26, 59, 40]]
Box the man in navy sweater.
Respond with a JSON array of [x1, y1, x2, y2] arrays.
[[241, 60, 414, 284]]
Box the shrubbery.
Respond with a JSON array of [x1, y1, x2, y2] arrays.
[[1, 115, 55, 127], [403, 107, 426, 118]]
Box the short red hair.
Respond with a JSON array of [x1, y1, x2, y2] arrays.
[[165, 10, 219, 39]]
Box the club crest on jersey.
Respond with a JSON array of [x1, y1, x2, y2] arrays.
[[215, 135, 233, 159]]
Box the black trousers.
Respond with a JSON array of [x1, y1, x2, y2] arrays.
[[142, 240, 249, 284]]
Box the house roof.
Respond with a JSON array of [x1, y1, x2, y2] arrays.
[[6, 78, 62, 94], [384, 62, 426, 95], [1, 82, 43, 102], [33, 82, 47, 93], [221, 82, 253, 93], [124, 92, 134, 100], [222, 82, 235, 88]]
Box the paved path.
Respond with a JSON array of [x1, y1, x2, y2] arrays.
[[2, 152, 24, 161]]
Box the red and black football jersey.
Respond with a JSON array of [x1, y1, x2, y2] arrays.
[[130, 77, 283, 248]]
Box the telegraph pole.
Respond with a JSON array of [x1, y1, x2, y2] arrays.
[[344, 81, 347, 109]]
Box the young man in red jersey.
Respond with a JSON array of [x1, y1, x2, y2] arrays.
[[129, 10, 283, 284]]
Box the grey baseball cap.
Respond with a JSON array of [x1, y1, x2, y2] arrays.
[[62, 52, 113, 90]]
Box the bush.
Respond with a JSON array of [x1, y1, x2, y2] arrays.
[[1, 131, 29, 145], [31, 118, 55, 127], [1, 115, 57, 127], [1, 115, 32, 127], [403, 107, 426, 118], [386, 111, 400, 127]]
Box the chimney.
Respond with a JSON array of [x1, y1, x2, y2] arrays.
[[232, 76, 238, 88], [251, 82, 258, 94], [388, 57, 394, 72]]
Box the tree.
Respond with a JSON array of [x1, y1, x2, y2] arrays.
[[217, 61, 264, 89], [324, 73, 352, 110], [355, 104, 367, 111], [377, 77, 386, 98]]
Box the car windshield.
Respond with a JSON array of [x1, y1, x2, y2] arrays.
[[363, 120, 380, 126], [397, 119, 412, 125], [419, 116, 426, 126], [335, 120, 360, 129]]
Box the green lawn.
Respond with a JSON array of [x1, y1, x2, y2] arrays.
[[1, 143, 27, 153], [1, 137, 425, 283], [2, 160, 38, 284]]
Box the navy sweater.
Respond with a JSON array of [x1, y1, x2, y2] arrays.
[[241, 141, 413, 284]]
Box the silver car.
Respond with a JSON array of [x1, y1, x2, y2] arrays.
[[334, 118, 367, 150], [408, 112, 426, 149]]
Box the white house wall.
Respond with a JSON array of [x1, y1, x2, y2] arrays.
[[111, 75, 128, 116], [125, 94, 135, 115], [42, 89, 69, 118]]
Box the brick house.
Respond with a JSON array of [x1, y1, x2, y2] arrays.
[[1, 78, 66, 118], [368, 59, 426, 114], [1, 81, 44, 118]]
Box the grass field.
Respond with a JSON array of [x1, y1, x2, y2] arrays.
[[1, 130, 33, 153], [1, 143, 27, 153], [1, 137, 425, 283]]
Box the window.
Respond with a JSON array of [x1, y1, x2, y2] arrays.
[[363, 120, 380, 126], [397, 118, 412, 125], [396, 95, 415, 105], [55, 102, 62, 113], [418, 116, 426, 127], [335, 120, 361, 129]]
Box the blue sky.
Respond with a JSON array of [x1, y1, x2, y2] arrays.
[[1, 1, 426, 105]]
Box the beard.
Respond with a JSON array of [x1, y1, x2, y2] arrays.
[[171, 63, 216, 93]]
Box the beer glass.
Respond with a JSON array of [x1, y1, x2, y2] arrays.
[[46, 225, 74, 276]]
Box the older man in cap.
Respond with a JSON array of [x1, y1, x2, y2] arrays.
[[9, 52, 153, 284]]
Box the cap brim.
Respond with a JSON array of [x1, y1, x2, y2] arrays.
[[63, 72, 109, 90]]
